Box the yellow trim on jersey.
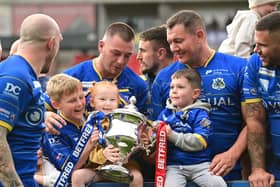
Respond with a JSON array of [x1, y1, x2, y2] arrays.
[[60, 113, 83, 129], [244, 98, 262, 104], [119, 89, 129, 92], [45, 102, 55, 112], [0, 120, 13, 132], [92, 58, 122, 82], [204, 49, 215, 67], [92, 59, 103, 80], [194, 133, 207, 148], [140, 74, 147, 81]]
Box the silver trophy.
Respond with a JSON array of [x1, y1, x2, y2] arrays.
[[98, 96, 147, 183]]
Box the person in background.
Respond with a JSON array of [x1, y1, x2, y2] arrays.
[[0, 13, 62, 187], [243, 11, 280, 187], [137, 25, 174, 93], [45, 22, 148, 135], [136, 25, 174, 180], [219, 0, 279, 58], [35, 74, 100, 187], [71, 80, 143, 187], [0, 40, 2, 60], [151, 10, 248, 180], [157, 69, 226, 187]]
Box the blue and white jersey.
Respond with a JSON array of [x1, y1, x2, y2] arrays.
[[243, 53, 280, 178], [158, 100, 212, 165], [63, 59, 148, 113], [42, 114, 82, 170], [0, 55, 45, 187], [151, 51, 247, 179]]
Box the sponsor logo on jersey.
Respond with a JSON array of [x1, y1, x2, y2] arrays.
[[3, 82, 21, 99], [212, 78, 225, 90]]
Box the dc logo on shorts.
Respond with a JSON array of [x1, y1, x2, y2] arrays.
[[25, 107, 43, 126]]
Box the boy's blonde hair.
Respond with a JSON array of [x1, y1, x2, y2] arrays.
[[88, 80, 119, 106], [46, 73, 82, 102]]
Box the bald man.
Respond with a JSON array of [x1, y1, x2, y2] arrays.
[[0, 14, 62, 187]]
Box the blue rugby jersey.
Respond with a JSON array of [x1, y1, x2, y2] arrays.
[[0, 55, 45, 187], [63, 59, 148, 113], [151, 51, 247, 179], [243, 53, 280, 178], [42, 114, 82, 170], [158, 100, 212, 165]]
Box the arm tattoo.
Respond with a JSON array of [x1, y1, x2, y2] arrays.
[[0, 126, 23, 186], [246, 102, 266, 169]]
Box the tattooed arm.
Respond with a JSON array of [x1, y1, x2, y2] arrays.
[[245, 102, 274, 187], [0, 126, 23, 187]]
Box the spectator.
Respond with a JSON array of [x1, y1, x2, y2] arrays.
[[219, 0, 279, 58]]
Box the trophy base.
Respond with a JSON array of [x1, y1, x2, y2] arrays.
[[98, 164, 133, 184]]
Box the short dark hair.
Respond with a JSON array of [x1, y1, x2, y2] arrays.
[[139, 25, 173, 58], [256, 11, 280, 40], [166, 10, 206, 34], [171, 68, 201, 89], [105, 22, 135, 42]]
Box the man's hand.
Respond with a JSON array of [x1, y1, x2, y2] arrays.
[[209, 150, 237, 176], [249, 168, 275, 187], [44, 111, 66, 135]]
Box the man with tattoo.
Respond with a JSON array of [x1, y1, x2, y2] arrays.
[[243, 11, 280, 187], [0, 14, 62, 186]]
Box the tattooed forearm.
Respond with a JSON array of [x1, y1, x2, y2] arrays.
[[0, 126, 23, 186], [246, 102, 265, 119], [248, 132, 266, 169], [245, 102, 267, 170]]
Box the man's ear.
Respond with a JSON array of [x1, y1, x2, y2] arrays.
[[157, 48, 167, 60], [98, 40, 105, 52], [47, 37, 55, 50], [196, 29, 205, 40]]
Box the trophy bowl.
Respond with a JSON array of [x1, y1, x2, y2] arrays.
[[98, 97, 147, 183]]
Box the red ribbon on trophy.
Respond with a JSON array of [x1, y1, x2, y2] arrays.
[[155, 121, 167, 187]]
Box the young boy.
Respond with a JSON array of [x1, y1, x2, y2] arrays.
[[157, 69, 227, 187], [34, 74, 100, 186], [219, 0, 279, 58], [71, 80, 144, 187]]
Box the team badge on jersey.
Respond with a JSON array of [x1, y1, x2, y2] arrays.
[[25, 107, 44, 126], [212, 78, 225, 90]]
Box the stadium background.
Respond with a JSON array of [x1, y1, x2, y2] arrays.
[[0, 0, 248, 74]]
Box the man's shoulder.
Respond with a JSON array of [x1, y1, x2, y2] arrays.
[[121, 67, 147, 86], [64, 60, 93, 74], [214, 52, 247, 67], [157, 61, 183, 79]]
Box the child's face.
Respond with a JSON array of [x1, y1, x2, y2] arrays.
[[92, 86, 119, 115], [54, 86, 85, 123], [169, 77, 200, 109]]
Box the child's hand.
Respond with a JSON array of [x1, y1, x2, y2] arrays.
[[166, 125, 172, 138], [103, 144, 121, 163], [89, 127, 99, 147]]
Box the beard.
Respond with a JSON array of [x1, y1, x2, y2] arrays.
[[41, 53, 54, 74]]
